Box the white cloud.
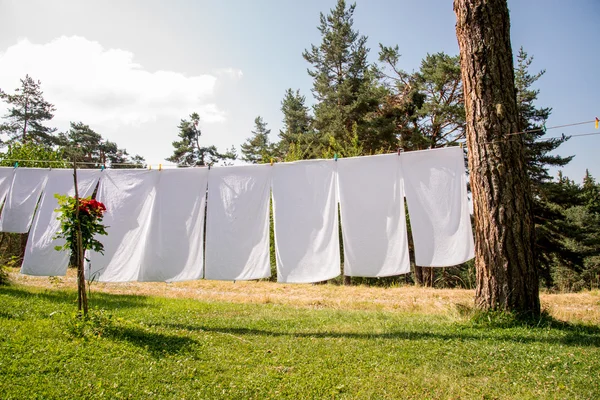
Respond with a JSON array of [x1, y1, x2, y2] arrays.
[[0, 36, 238, 129], [215, 67, 243, 80]]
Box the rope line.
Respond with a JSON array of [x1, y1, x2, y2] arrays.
[[505, 119, 596, 136], [481, 131, 600, 145]]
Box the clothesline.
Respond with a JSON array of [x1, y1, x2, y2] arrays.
[[1, 117, 597, 168], [0, 148, 475, 284]]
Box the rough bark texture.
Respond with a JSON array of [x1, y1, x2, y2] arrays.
[[454, 0, 540, 315]]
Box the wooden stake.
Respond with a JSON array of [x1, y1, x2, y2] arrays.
[[72, 161, 88, 317]]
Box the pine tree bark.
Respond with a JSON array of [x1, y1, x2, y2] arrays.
[[454, 0, 540, 315]]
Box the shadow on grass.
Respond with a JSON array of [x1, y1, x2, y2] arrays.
[[105, 325, 197, 357], [0, 286, 150, 310], [160, 320, 600, 348]]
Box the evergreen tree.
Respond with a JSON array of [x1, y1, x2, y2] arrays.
[[58, 122, 145, 168], [516, 48, 572, 186], [378, 49, 464, 150], [241, 116, 273, 164], [303, 0, 391, 154], [582, 169, 600, 214], [0, 75, 57, 147], [514, 48, 579, 286], [277, 89, 319, 159], [455, 0, 540, 315], [166, 112, 233, 167]]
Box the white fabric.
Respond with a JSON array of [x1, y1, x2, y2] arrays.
[[88, 169, 158, 282], [139, 168, 208, 282], [401, 147, 474, 266], [337, 154, 411, 277], [205, 164, 272, 281], [21, 169, 102, 276], [272, 159, 340, 283], [0, 168, 49, 233], [0, 167, 15, 207]]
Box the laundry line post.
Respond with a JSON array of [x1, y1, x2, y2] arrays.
[[72, 159, 88, 317]]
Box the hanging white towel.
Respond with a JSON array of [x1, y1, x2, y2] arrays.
[[87, 169, 158, 282], [337, 154, 411, 277], [0, 168, 49, 233], [0, 167, 15, 207], [205, 164, 272, 281], [272, 159, 340, 283], [139, 168, 208, 282], [401, 147, 474, 267], [21, 169, 102, 276]]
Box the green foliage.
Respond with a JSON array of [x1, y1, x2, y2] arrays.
[[54, 195, 108, 262], [64, 308, 117, 339], [277, 89, 314, 157], [377, 48, 464, 150], [1, 285, 600, 399], [240, 116, 274, 164], [0, 141, 68, 168], [0, 265, 8, 286], [0, 75, 57, 147], [303, 0, 392, 155], [57, 122, 145, 168], [167, 112, 234, 167]]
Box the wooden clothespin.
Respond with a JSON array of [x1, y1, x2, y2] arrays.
[[270, 158, 274, 166], [158, 164, 162, 171], [595, 117, 599, 130]]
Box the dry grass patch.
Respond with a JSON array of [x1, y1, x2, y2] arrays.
[[8, 267, 600, 323]]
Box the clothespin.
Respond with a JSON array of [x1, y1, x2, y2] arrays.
[[333, 153, 338, 161], [270, 158, 274, 166], [397, 148, 403, 155], [460, 142, 463, 149], [208, 164, 211, 170], [595, 117, 599, 130], [14, 162, 18, 169], [542, 124, 547, 133], [100, 165, 105, 171], [158, 164, 162, 171], [148, 165, 152, 170]]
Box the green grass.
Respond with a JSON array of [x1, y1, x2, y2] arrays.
[[1, 285, 599, 399]]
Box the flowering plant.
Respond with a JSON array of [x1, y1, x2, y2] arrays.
[[54, 194, 108, 258]]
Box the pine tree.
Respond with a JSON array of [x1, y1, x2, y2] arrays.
[[167, 113, 233, 167], [241, 116, 273, 164], [378, 49, 464, 151], [514, 48, 580, 286], [303, 0, 391, 154], [582, 169, 600, 214], [277, 89, 318, 159], [0, 75, 57, 147], [455, 0, 540, 315], [58, 122, 145, 168]]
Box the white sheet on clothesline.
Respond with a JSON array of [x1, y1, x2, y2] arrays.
[[338, 154, 411, 277], [205, 164, 272, 281], [21, 169, 102, 276], [0, 168, 49, 233], [138, 168, 208, 282], [272, 159, 340, 283], [401, 147, 474, 267], [88, 169, 158, 282]]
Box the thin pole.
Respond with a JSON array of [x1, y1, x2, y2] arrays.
[[72, 160, 88, 317]]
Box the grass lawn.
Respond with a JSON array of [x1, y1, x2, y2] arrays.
[[1, 273, 599, 399]]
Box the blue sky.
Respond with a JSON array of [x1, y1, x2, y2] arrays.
[[0, 0, 598, 180]]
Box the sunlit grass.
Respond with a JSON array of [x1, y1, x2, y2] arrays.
[[1, 282, 599, 399]]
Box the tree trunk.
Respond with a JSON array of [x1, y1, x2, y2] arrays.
[[454, 0, 540, 315]]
